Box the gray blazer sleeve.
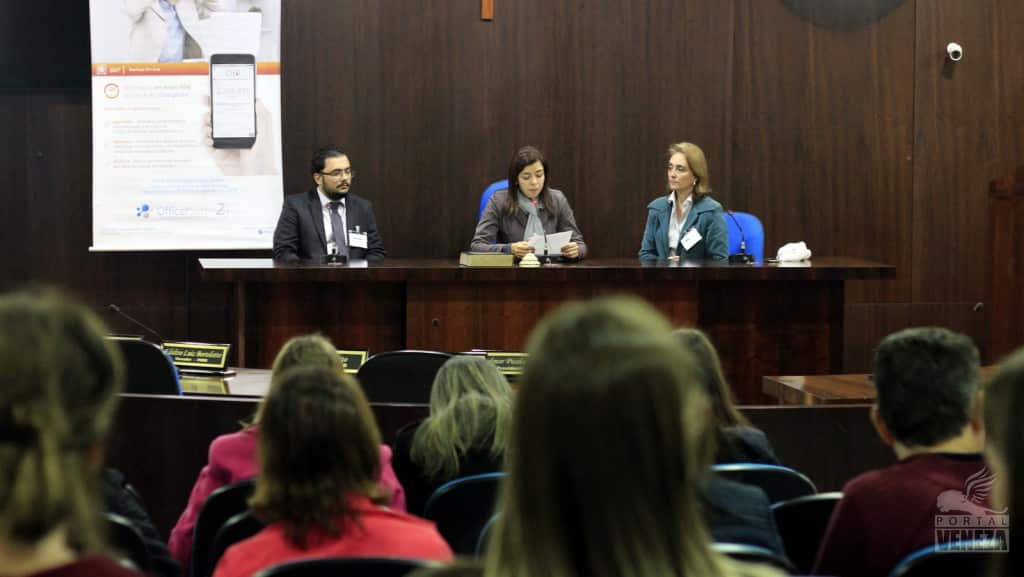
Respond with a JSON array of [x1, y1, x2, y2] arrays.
[[469, 195, 510, 253], [553, 192, 587, 259]]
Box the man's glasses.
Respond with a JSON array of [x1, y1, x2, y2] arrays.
[[320, 168, 354, 179]]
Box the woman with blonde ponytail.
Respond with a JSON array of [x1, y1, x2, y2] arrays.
[[0, 290, 140, 577], [483, 297, 783, 577]]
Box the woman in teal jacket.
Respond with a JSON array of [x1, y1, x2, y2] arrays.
[[639, 142, 729, 260]]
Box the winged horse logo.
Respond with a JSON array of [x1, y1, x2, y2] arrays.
[[936, 467, 1008, 516]]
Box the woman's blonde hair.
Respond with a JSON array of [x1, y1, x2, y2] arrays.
[[0, 289, 123, 552], [410, 355, 513, 479], [667, 142, 712, 202], [984, 348, 1024, 576], [248, 334, 344, 426], [485, 296, 730, 577]]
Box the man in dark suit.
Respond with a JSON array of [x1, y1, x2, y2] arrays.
[[272, 146, 386, 262]]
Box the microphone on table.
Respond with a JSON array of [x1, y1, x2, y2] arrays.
[[108, 304, 165, 344], [725, 210, 755, 264]]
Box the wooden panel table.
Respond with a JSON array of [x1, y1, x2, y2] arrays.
[[763, 374, 877, 405], [199, 257, 894, 404]]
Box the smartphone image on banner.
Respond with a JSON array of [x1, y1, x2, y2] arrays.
[[210, 54, 257, 149]]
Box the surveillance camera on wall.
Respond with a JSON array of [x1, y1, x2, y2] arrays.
[[947, 42, 964, 62]]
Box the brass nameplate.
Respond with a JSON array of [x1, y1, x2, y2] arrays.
[[337, 350, 368, 374], [179, 376, 230, 395], [163, 341, 231, 370], [485, 352, 528, 375]]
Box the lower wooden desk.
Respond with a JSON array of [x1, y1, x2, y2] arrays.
[[763, 374, 877, 405], [200, 257, 894, 404]]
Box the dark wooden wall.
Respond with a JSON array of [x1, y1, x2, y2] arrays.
[[2, 0, 1023, 368]]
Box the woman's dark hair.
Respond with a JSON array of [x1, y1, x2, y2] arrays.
[[673, 328, 750, 428], [249, 365, 384, 548], [503, 146, 557, 218]]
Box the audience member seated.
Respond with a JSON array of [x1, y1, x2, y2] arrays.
[[983, 346, 1024, 577], [482, 296, 783, 577], [103, 468, 182, 577], [812, 327, 988, 577], [168, 335, 405, 567], [392, 355, 513, 514], [674, 328, 780, 465], [212, 366, 452, 577], [0, 290, 142, 577], [674, 328, 785, 556]]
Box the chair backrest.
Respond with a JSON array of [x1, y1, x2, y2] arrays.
[[712, 542, 797, 574], [725, 211, 765, 263], [254, 557, 438, 577], [113, 338, 181, 395], [208, 511, 265, 575], [711, 463, 817, 504], [104, 513, 152, 572], [356, 350, 453, 404], [475, 513, 501, 557], [192, 479, 256, 577], [887, 539, 1006, 577], [478, 179, 510, 221], [771, 491, 843, 574], [423, 472, 506, 555]]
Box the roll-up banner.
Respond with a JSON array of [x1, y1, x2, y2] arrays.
[[89, 0, 283, 251]]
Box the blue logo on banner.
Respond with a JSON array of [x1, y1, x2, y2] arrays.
[[136, 204, 151, 218]]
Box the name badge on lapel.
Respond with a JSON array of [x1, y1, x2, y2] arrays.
[[681, 227, 703, 251], [349, 230, 368, 249]]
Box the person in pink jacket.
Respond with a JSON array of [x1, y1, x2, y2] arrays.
[[168, 335, 405, 569]]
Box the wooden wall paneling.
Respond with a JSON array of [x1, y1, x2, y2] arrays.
[[988, 168, 1024, 361], [842, 302, 913, 372], [570, 0, 738, 258], [0, 94, 30, 290], [912, 0, 1001, 307], [731, 1, 915, 304]]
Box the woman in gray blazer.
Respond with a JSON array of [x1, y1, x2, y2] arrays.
[[470, 146, 586, 259]]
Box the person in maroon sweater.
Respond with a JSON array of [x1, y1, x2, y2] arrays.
[[0, 291, 143, 577], [812, 327, 989, 577]]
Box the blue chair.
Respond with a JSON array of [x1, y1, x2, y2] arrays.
[[112, 338, 181, 395], [476, 513, 501, 556], [887, 539, 1006, 577], [725, 211, 764, 263], [424, 472, 506, 555], [712, 463, 817, 504], [478, 179, 509, 221], [356, 350, 453, 404]]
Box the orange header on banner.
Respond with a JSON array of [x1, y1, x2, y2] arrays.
[[92, 62, 280, 76]]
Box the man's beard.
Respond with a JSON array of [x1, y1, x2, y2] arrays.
[[324, 188, 348, 201]]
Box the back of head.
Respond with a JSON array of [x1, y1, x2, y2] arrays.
[[487, 296, 716, 577], [251, 334, 344, 425], [673, 328, 749, 428], [0, 289, 123, 551], [983, 348, 1024, 576], [873, 327, 980, 447], [250, 365, 383, 548], [411, 355, 513, 478]]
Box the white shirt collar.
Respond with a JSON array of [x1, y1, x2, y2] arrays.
[[668, 191, 693, 208]]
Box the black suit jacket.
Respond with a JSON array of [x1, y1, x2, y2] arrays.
[[272, 188, 386, 262]]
